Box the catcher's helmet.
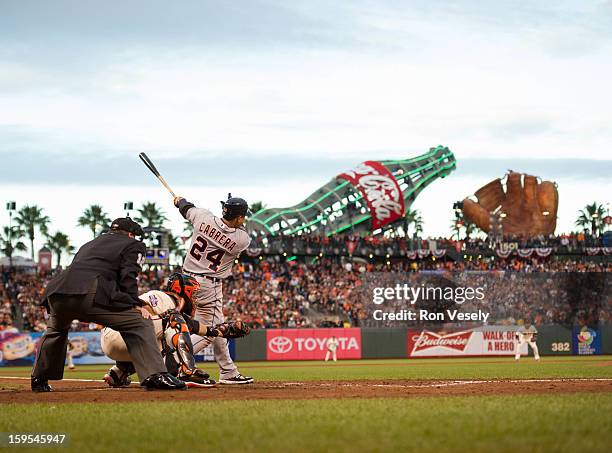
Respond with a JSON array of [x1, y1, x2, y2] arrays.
[[166, 273, 200, 314], [221, 193, 251, 220]]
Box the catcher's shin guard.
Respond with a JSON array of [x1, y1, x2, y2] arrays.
[[162, 309, 198, 376]]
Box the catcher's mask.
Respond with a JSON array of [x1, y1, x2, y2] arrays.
[[166, 273, 200, 315], [221, 193, 251, 220]]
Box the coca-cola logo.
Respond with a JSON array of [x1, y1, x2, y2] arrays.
[[339, 161, 405, 229], [411, 330, 472, 354], [268, 336, 293, 354]]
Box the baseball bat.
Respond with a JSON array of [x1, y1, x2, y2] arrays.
[[138, 152, 177, 198]]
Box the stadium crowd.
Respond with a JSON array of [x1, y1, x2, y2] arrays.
[[1, 249, 609, 332], [250, 232, 608, 257]]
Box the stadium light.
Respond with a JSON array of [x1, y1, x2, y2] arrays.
[[124, 201, 134, 217]]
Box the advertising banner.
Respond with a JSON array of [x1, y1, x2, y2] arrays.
[[0, 329, 233, 367], [338, 161, 405, 230], [0, 329, 113, 367], [266, 328, 362, 361], [572, 326, 602, 355], [407, 328, 527, 357]]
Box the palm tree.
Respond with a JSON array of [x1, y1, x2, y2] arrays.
[[0, 226, 27, 263], [183, 220, 194, 236], [135, 202, 167, 228], [167, 232, 186, 265], [575, 202, 606, 236], [78, 205, 111, 238], [15, 205, 50, 260], [45, 231, 74, 267], [249, 201, 266, 216], [450, 218, 463, 241], [404, 209, 424, 238], [450, 213, 476, 240]]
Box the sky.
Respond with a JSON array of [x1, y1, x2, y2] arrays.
[[1, 0, 611, 261]]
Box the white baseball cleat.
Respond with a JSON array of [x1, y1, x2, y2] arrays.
[[219, 374, 254, 385]]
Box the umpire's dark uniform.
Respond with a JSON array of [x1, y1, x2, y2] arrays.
[[32, 218, 166, 386]]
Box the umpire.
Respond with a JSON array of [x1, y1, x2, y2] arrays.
[[31, 217, 185, 391]]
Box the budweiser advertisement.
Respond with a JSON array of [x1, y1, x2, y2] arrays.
[[407, 328, 528, 357], [338, 160, 406, 230], [266, 328, 362, 361]]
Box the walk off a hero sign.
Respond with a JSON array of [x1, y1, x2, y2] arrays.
[[407, 328, 527, 357]]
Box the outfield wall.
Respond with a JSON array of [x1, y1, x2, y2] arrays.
[[234, 325, 609, 361], [1, 325, 609, 366]]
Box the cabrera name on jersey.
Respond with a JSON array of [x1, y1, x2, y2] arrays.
[[183, 207, 251, 278]]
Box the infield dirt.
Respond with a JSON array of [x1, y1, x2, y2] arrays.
[[1, 377, 610, 404]]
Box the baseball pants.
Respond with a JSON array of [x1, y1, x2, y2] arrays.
[[66, 350, 75, 369], [101, 318, 163, 363], [189, 277, 239, 380], [515, 338, 540, 360], [325, 350, 337, 362]]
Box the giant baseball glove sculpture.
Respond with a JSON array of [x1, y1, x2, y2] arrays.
[[462, 171, 558, 236]]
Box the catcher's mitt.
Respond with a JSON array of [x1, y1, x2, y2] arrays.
[[462, 171, 558, 236], [210, 321, 251, 339]]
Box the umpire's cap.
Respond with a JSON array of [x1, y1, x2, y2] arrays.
[[221, 193, 251, 220], [110, 217, 144, 236]]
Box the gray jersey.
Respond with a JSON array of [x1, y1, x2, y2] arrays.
[[182, 207, 251, 279], [516, 325, 537, 341]]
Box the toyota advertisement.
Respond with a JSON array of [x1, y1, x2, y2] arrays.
[[266, 328, 362, 361], [407, 327, 528, 358]]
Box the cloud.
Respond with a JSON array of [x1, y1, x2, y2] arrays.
[[1, 1, 611, 161], [2, 148, 609, 187]]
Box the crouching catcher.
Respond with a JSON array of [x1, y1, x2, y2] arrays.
[[101, 273, 250, 388]]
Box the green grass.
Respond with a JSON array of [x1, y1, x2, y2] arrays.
[[1, 357, 610, 452], [1, 395, 611, 453], [2, 356, 611, 382]]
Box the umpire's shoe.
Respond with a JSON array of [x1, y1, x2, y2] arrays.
[[219, 373, 254, 385], [31, 377, 53, 392], [140, 373, 187, 391], [178, 369, 217, 388]]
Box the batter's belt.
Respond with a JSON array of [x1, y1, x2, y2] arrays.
[[182, 270, 222, 284]]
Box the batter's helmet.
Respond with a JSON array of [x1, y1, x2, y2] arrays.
[[221, 193, 251, 220], [166, 273, 200, 315]]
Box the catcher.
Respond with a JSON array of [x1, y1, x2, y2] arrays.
[[100, 273, 250, 388]]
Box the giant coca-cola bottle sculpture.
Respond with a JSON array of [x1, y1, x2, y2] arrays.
[[248, 145, 456, 237]]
